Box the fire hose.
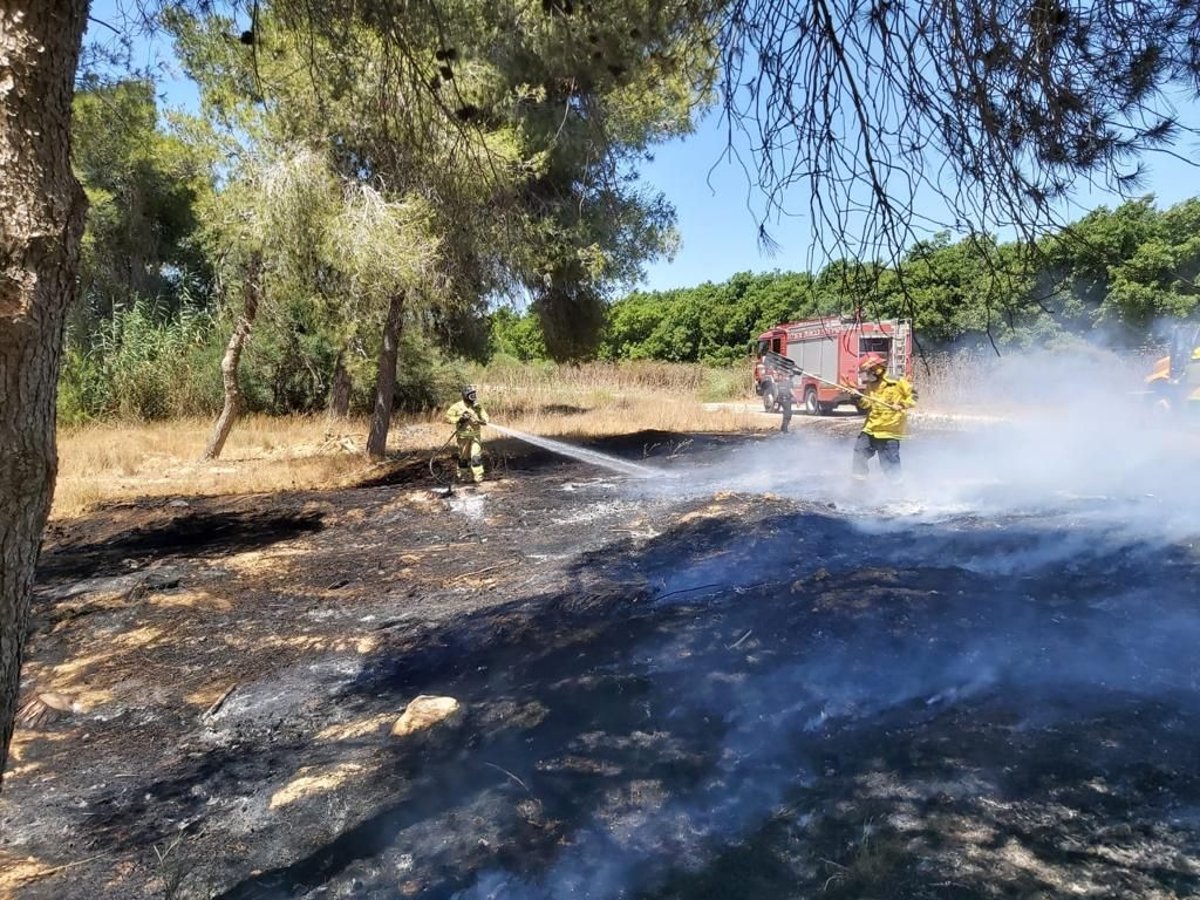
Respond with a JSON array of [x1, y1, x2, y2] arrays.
[[766, 352, 906, 411], [427, 430, 460, 489], [796, 370, 904, 410]]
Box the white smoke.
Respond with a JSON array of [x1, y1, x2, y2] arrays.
[[639, 346, 1200, 544], [448, 346, 1200, 899]]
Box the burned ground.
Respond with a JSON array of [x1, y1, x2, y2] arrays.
[[4, 427, 1200, 898]]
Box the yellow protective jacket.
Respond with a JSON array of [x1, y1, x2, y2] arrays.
[[446, 399, 489, 440], [855, 376, 915, 440]]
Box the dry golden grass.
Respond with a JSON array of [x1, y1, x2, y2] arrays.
[[475, 359, 728, 395], [490, 392, 762, 438], [53, 415, 389, 519], [53, 368, 768, 520], [57, 353, 1027, 519]]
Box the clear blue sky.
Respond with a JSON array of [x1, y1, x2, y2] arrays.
[[85, 3, 1200, 295], [638, 102, 1200, 292]]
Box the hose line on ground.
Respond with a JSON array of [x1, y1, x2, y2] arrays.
[[428, 431, 459, 487]]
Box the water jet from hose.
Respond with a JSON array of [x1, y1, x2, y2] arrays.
[[488, 423, 661, 479]]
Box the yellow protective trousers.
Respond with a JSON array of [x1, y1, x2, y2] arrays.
[[457, 436, 484, 483]]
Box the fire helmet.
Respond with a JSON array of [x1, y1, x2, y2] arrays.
[[461, 384, 478, 404], [858, 354, 887, 373]]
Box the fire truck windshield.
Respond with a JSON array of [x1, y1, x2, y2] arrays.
[[860, 337, 891, 354]]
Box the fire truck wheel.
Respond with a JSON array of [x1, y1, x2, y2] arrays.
[[761, 382, 777, 412], [803, 387, 819, 415]]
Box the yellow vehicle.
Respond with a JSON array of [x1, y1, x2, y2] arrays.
[[1145, 323, 1200, 413]]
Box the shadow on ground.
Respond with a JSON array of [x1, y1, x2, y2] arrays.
[[57, 501, 1200, 899], [36, 508, 326, 580]]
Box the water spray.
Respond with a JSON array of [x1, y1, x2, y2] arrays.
[[487, 423, 662, 479], [429, 422, 664, 491]]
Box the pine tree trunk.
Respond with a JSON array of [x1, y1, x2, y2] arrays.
[[203, 252, 262, 461], [328, 350, 351, 419], [0, 0, 89, 779], [366, 292, 405, 459]]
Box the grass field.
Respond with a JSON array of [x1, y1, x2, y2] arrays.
[[51, 353, 1019, 518], [52, 362, 769, 518]]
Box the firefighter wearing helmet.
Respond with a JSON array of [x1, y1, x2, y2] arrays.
[[841, 353, 916, 482], [445, 384, 490, 483]]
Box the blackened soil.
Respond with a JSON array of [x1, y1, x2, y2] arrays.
[[5, 429, 1200, 899]]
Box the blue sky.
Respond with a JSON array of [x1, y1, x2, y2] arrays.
[[85, 2, 1200, 294], [638, 101, 1200, 292]]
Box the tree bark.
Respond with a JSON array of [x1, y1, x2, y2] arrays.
[[203, 252, 262, 460], [366, 292, 405, 459], [328, 349, 351, 419], [0, 0, 89, 779]]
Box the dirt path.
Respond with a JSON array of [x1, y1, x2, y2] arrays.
[[4, 426, 1200, 898]]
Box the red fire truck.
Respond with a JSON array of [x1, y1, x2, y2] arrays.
[[753, 315, 913, 414]]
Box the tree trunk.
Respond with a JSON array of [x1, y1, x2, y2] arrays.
[[0, 0, 89, 779], [203, 252, 262, 460], [366, 292, 405, 459], [328, 350, 351, 419]]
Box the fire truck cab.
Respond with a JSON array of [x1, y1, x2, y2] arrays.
[[753, 315, 913, 414]]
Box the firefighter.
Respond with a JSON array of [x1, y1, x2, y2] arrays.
[[778, 375, 795, 433], [445, 385, 490, 483], [842, 354, 915, 482]]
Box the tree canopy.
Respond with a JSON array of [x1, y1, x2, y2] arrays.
[[485, 196, 1200, 365], [71, 78, 211, 326]]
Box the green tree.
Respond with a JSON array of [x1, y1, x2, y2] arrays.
[[71, 79, 211, 323], [491, 307, 548, 361]]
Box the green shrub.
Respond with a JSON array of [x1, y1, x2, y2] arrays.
[[344, 331, 464, 414], [699, 366, 748, 402], [59, 299, 221, 422]]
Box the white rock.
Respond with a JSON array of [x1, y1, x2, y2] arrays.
[[391, 695, 462, 738]]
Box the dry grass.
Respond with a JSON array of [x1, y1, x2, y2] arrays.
[[475, 359, 732, 394], [486, 391, 761, 439], [53, 415, 387, 519], [53, 368, 768, 519], [913, 347, 1155, 412], [57, 353, 1036, 519]]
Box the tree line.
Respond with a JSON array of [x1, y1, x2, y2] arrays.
[[490, 196, 1200, 365], [62, 0, 718, 449], [64, 76, 1200, 428]]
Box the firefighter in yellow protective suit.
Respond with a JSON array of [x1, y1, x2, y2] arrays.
[[445, 385, 490, 483], [842, 354, 916, 482]]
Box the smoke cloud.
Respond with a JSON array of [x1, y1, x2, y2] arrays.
[[448, 346, 1200, 897]]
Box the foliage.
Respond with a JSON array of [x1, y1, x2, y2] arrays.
[[57, 297, 465, 422], [58, 193, 1200, 423], [491, 307, 549, 361], [164, 0, 716, 363], [602, 271, 819, 363], [58, 300, 223, 424], [389, 335, 469, 413], [62, 5, 1200, 421], [70, 78, 212, 331], [719, 0, 1200, 269], [487, 196, 1200, 365]]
